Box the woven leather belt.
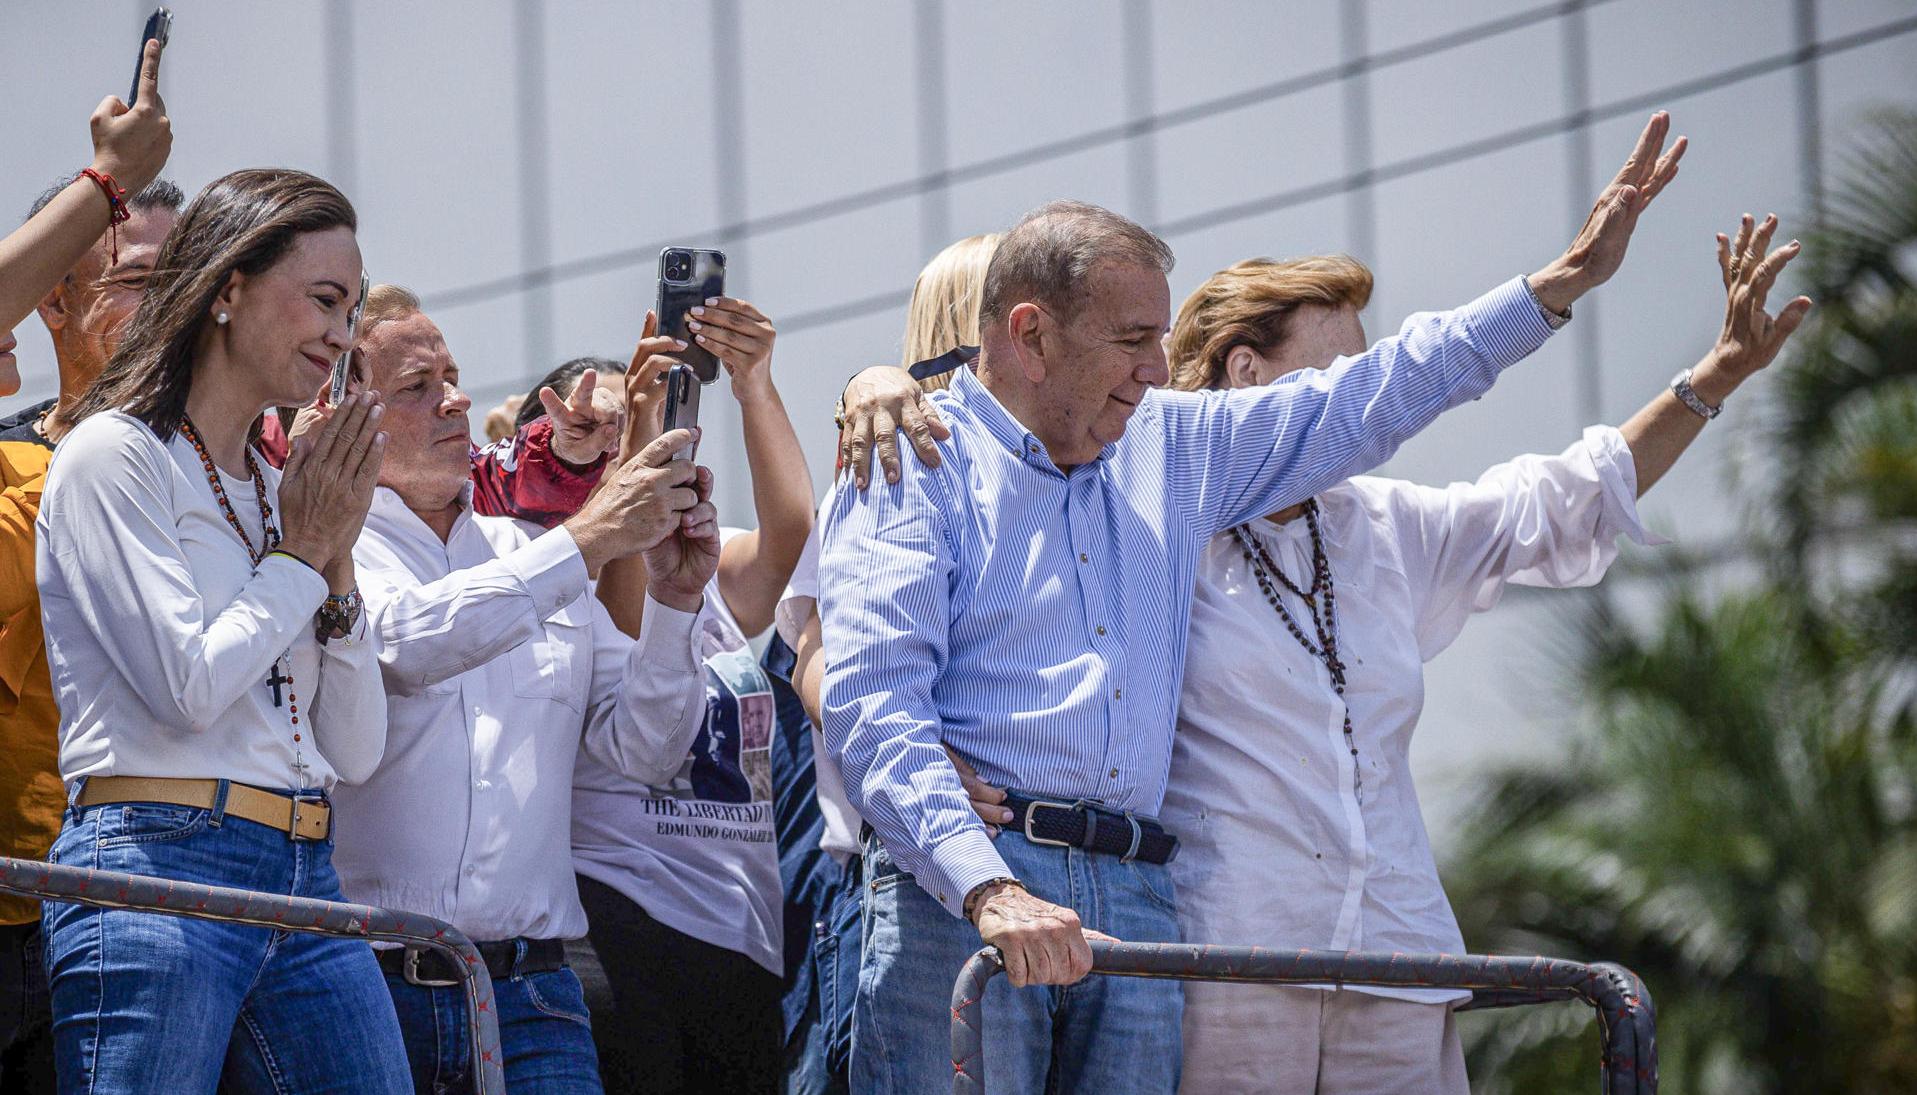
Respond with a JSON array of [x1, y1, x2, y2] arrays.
[[78, 776, 330, 842], [377, 937, 568, 988], [1001, 790, 1179, 865]]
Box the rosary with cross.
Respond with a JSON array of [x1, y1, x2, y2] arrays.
[[183, 420, 310, 781]]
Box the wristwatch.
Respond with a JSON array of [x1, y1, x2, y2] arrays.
[[315, 587, 365, 644], [1522, 276, 1573, 330], [1669, 368, 1722, 420]]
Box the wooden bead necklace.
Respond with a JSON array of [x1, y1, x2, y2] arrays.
[[181, 419, 307, 768]]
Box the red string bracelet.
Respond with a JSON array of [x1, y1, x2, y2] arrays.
[[79, 168, 132, 264]]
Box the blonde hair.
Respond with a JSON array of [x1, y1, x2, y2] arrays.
[[359, 282, 422, 341], [1167, 254, 1373, 392], [345, 282, 424, 386], [901, 233, 998, 391]]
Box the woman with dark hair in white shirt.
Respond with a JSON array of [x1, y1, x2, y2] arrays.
[[1159, 213, 1811, 1093], [37, 167, 407, 1094]]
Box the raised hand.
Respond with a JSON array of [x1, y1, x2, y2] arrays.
[[838, 365, 952, 490], [1694, 214, 1813, 401], [563, 427, 703, 573], [1530, 111, 1687, 314], [686, 296, 777, 397], [539, 367, 624, 466], [92, 38, 172, 194], [277, 391, 387, 574], [617, 310, 688, 462], [639, 463, 721, 613]]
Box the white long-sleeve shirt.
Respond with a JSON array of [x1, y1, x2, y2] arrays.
[[330, 486, 709, 943], [1166, 426, 1656, 1006], [37, 412, 387, 790]]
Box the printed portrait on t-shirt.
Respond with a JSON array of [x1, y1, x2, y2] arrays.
[[659, 626, 774, 806]]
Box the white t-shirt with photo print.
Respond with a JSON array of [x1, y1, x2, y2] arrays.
[[571, 527, 782, 973]]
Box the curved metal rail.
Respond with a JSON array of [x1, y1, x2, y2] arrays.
[[951, 941, 1656, 1095], [0, 856, 504, 1095]]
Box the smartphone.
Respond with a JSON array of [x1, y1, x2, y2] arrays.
[[128, 8, 172, 107], [660, 363, 701, 461], [655, 247, 726, 384], [328, 271, 371, 406]]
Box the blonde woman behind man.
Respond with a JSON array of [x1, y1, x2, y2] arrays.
[[770, 233, 998, 1094]]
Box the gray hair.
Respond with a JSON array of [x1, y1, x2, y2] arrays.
[[979, 200, 1174, 325]]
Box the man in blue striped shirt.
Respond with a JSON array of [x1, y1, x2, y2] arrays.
[[821, 116, 1678, 1094]]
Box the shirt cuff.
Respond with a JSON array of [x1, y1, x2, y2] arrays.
[[1581, 424, 1669, 548], [925, 826, 1014, 919], [505, 525, 591, 620], [1467, 277, 1562, 367], [632, 594, 704, 675], [259, 551, 329, 615]]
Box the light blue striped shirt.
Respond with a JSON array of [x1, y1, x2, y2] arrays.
[[819, 276, 1556, 916]]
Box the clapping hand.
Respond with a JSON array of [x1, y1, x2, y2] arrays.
[[1530, 111, 1687, 313]]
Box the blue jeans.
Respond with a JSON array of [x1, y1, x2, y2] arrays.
[[783, 855, 860, 1095], [384, 961, 600, 1095], [852, 828, 1184, 1095], [765, 632, 858, 1095], [41, 783, 410, 1094]]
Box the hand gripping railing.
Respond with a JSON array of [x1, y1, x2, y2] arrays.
[[951, 941, 1656, 1095], [0, 856, 505, 1095]]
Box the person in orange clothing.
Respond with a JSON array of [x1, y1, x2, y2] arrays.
[[0, 39, 173, 1089]]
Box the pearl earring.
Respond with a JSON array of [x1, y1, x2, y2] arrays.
[[216, 312, 229, 326]]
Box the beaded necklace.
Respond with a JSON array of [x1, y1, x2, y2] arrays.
[[180, 419, 306, 770], [1230, 498, 1363, 802]]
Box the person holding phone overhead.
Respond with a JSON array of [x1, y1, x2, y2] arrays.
[[35, 169, 410, 1093], [0, 34, 172, 1091], [570, 291, 814, 1095]]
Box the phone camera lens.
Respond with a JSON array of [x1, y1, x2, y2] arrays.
[[665, 250, 691, 281]]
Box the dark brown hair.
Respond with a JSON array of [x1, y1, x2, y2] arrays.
[[70, 168, 357, 439]]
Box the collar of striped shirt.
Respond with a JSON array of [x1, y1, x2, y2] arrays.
[[953, 364, 1120, 473], [818, 276, 1558, 917]]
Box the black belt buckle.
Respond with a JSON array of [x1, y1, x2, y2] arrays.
[[1021, 799, 1081, 848], [402, 946, 461, 988]]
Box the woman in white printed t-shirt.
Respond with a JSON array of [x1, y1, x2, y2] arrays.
[[568, 296, 815, 1094], [37, 169, 409, 1093], [1160, 219, 1812, 1094]]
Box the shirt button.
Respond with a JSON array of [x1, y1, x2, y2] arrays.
[[1095, 625, 1107, 636], [1108, 768, 1119, 778], [1079, 552, 1089, 563], [1113, 688, 1123, 700], [474, 779, 490, 791], [464, 864, 476, 876]]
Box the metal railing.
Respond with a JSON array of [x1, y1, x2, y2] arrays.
[[951, 940, 1656, 1095], [0, 856, 505, 1095]]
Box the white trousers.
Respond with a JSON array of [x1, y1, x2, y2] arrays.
[[1179, 985, 1468, 1095]]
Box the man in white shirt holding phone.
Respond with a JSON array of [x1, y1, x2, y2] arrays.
[[327, 287, 722, 1094]]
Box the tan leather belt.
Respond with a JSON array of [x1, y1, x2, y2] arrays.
[[78, 776, 330, 841]]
